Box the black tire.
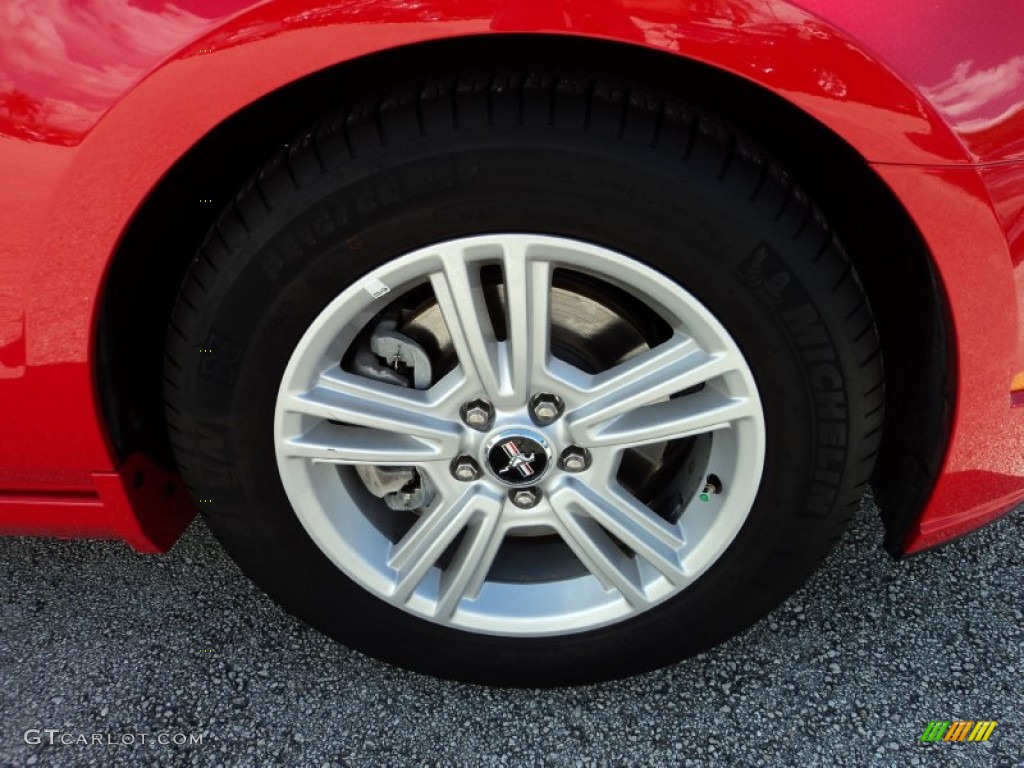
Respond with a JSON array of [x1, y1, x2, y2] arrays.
[[164, 69, 883, 686]]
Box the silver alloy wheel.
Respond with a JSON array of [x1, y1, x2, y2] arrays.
[[274, 235, 766, 636]]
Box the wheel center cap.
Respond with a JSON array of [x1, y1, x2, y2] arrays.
[[484, 429, 553, 486]]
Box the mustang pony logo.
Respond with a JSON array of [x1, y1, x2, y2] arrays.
[[499, 441, 536, 478]]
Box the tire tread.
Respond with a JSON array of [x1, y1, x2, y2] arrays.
[[163, 67, 885, 685]]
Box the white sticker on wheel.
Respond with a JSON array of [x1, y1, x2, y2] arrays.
[[364, 278, 391, 299]]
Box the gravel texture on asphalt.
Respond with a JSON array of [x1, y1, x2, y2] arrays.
[[0, 495, 1020, 767]]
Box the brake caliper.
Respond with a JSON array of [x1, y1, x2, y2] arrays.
[[353, 318, 436, 511]]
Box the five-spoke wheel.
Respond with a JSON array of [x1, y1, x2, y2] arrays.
[[275, 235, 765, 634]]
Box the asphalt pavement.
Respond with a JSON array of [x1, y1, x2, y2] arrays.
[[1, 494, 1021, 767]]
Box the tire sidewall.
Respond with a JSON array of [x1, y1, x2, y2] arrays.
[[174, 132, 865, 685]]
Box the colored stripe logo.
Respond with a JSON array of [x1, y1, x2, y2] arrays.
[[501, 441, 535, 477], [920, 721, 997, 742]]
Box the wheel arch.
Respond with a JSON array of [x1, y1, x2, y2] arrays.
[[94, 33, 953, 556]]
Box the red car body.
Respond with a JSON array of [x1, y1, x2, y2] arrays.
[[1, 0, 1022, 556]]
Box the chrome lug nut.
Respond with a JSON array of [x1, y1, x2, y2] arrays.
[[530, 393, 564, 425], [509, 487, 542, 509], [451, 456, 482, 482], [559, 446, 591, 473], [461, 399, 493, 430]]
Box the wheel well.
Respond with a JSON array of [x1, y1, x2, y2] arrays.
[[96, 33, 951, 555]]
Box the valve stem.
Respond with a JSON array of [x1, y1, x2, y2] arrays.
[[699, 474, 722, 502]]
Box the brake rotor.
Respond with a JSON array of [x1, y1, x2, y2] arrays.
[[397, 272, 653, 376]]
